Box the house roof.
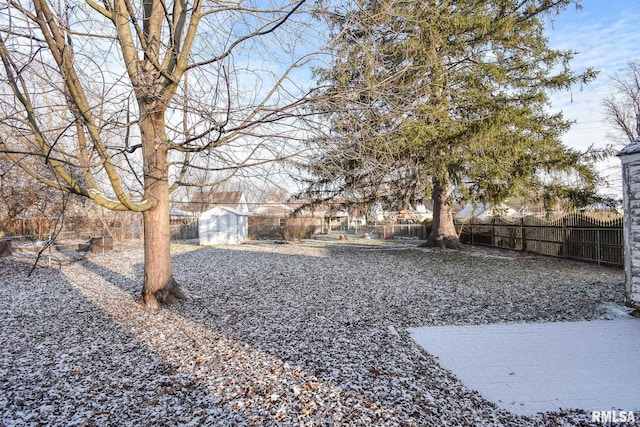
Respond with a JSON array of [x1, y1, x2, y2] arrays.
[[170, 208, 196, 217], [190, 191, 245, 209], [252, 203, 293, 217]]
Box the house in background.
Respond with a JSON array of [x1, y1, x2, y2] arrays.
[[169, 207, 196, 221], [249, 201, 325, 239], [198, 206, 249, 245], [189, 191, 248, 213], [169, 207, 198, 240], [456, 202, 520, 219], [251, 202, 295, 224], [412, 204, 434, 222], [579, 201, 623, 216], [370, 203, 385, 223]]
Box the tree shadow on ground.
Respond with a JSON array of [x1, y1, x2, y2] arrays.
[[3, 246, 478, 425], [0, 256, 255, 426], [54, 241, 621, 425], [71, 244, 507, 425]]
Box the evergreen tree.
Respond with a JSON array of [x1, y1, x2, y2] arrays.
[[309, 0, 603, 247]]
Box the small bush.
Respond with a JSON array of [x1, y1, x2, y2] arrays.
[[282, 217, 317, 242]]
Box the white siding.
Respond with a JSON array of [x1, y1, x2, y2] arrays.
[[198, 207, 248, 245], [618, 143, 640, 309]]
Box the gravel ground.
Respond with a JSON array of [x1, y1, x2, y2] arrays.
[[0, 239, 628, 426]]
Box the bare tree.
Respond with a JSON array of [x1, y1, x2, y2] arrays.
[[603, 62, 640, 145], [0, 156, 39, 236], [0, 153, 68, 237], [0, 0, 320, 307]]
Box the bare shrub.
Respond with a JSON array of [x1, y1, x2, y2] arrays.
[[282, 217, 319, 242]]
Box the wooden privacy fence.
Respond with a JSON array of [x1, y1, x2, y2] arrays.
[[457, 214, 624, 267]]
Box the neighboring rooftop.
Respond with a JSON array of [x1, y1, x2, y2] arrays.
[[189, 191, 246, 211], [617, 137, 640, 156]]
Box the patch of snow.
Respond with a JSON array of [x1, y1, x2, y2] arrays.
[[597, 302, 635, 319]]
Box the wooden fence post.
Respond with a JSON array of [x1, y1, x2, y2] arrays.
[[492, 218, 496, 246], [596, 229, 602, 265], [562, 216, 567, 259]]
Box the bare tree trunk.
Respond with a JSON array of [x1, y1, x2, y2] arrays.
[[421, 170, 460, 249], [139, 108, 186, 308]]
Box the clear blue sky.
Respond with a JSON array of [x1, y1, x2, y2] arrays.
[[545, 0, 640, 197]]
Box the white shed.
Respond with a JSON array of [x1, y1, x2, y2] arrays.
[[198, 206, 249, 245]]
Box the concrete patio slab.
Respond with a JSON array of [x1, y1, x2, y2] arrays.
[[409, 318, 640, 416]]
